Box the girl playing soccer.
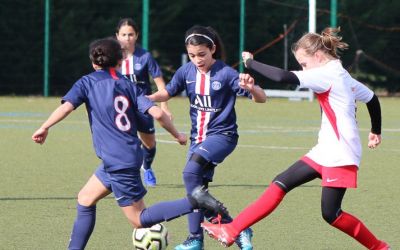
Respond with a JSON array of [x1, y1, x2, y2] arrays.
[[147, 25, 267, 250], [199, 27, 390, 250], [115, 18, 171, 187], [32, 37, 227, 250]]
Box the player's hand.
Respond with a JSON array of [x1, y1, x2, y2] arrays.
[[176, 133, 187, 145], [242, 51, 254, 68], [32, 128, 49, 144], [239, 73, 255, 91], [368, 132, 381, 149]]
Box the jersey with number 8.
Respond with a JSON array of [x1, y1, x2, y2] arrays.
[[62, 69, 154, 172], [114, 95, 132, 131]]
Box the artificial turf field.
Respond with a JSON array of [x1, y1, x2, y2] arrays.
[[0, 96, 398, 249]]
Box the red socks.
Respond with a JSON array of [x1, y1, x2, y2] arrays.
[[230, 183, 286, 235], [331, 211, 383, 249]]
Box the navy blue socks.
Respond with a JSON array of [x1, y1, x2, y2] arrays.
[[68, 204, 96, 250]]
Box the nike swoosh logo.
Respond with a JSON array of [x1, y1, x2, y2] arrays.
[[199, 146, 209, 153], [115, 196, 125, 201], [186, 80, 196, 84], [326, 178, 338, 183]]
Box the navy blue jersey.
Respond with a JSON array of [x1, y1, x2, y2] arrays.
[[166, 60, 252, 143], [62, 69, 154, 171], [120, 47, 162, 95]]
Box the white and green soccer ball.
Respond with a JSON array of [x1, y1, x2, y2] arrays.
[[132, 223, 169, 250]]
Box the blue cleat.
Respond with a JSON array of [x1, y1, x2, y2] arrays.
[[143, 168, 157, 187], [174, 236, 204, 250], [235, 228, 253, 250]]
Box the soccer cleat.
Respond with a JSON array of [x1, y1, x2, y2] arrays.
[[174, 236, 204, 250], [190, 186, 230, 218], [235, 228, 253, 250], [143, 168, 157, 187], [201, 222, 238, 247]]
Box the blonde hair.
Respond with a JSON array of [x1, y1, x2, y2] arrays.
[[291, 27, 349, 59]]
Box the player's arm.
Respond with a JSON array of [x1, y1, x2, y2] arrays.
[[242, 52, 300, 85], [153, 76, 172, 120], [147, 105, 187, 145], [147, 89, 171, 102], [366, 94, 382, 149], [32, 101, 75, 144], [239, 73, 267, 103]]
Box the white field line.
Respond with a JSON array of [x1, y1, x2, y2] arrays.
[[0, 119, 86, 124], [1, 119, 399, 133], [156, 139, 400, 152], [0, 119, 400, 134]]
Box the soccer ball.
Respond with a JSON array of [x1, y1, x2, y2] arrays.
[[132, 223, 169, 250]]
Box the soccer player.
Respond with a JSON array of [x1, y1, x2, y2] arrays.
[[115, 18, 171, 187], [199, 27, 390, 250], [147, 25, 267, 250], [32, 37, 228, 250]]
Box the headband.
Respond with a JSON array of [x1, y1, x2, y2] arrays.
[[185, 33, 215, 45]]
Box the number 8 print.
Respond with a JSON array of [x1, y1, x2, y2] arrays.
[[114, 95, 131, 131]]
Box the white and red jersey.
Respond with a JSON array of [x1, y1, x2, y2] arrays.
[[119, 47, 162, 95], [292, 60, 374, 167]]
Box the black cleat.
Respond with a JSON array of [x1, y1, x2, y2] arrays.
[[190, 186, 230, 218]]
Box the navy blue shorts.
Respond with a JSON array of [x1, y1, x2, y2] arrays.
[[187, 133, 238, 181], [95, 164, 147, 207], [136, 111, 155, 134]]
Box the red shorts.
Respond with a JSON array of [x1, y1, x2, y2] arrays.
[[301, 156, 358, 188]]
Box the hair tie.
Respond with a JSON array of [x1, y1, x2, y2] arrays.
[[185, 33, 215, 45]]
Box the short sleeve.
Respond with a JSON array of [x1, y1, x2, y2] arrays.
[[352, 79, 374, 103], [292, 68, 331, 93], [146, 53, 162, 78], [62, 77, 88, 109], [137, 95, 155, 114], [165, 66, 186, 96]]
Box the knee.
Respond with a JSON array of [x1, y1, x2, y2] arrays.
[[130, 219, 143, 229], [139, 133, 156, 148], [272, 176, 289, 193], [182, 171, 200, 185], [143, 140, 156, 149], [321, 207, 341, 224], [77, 190, 97, 207]]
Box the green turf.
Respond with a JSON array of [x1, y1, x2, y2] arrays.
[[0, 96, 398, 249]]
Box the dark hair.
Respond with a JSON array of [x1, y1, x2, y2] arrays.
[[116, 18, 139, 34], [291, 27, 349, 59], [89, 38, 123, 68], [184, 25, 226, 61]]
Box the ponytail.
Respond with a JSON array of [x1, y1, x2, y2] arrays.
[[292, 27, 349, 59]]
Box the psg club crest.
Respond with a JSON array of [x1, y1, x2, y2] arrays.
[[134, 63, 142, 71], [211, 81, 222, 91]]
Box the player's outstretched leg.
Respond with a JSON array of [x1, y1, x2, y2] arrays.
[[201, 182, 286, 247]]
